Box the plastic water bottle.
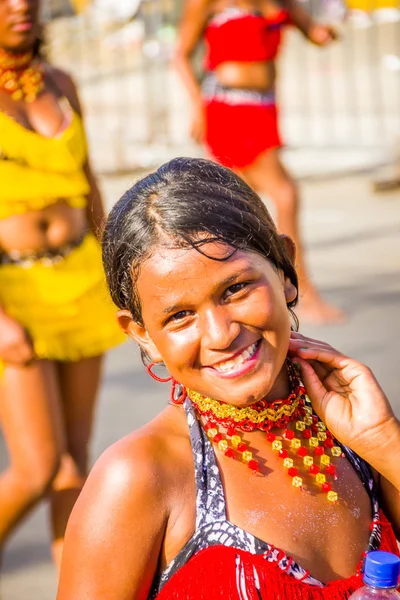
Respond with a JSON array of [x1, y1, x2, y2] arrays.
[[349, 551, 400, 599]]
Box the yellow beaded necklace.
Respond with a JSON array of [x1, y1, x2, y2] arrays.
[[0, 48, 44, 102], [188, 360, 343, 503]]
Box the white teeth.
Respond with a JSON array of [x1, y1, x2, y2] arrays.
[[213, 341, 259, 373]]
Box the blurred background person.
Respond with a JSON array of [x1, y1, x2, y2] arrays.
[[0, 0, 124, 567], [174, 0, 345, 324]]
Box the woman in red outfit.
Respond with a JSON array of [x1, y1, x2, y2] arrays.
[[175, 0, 343, 323], [57, 159, 400, 600]]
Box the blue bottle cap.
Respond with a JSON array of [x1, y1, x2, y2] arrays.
[[364, 551, 400, 588]]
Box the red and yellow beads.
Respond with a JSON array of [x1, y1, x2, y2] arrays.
[[267, 406, 342, 502], [204, 400, 342, 502], [189, 360, 342, 503], [205, 423, 259, 472]]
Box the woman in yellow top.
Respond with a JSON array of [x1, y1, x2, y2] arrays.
[[0, 0, 124, 565]]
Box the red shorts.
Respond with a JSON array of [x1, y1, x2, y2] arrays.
[[204, 100, 282, 170]]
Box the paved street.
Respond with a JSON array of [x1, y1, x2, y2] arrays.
[[0, 169, 399, 598]]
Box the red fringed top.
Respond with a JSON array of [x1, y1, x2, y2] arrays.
[[204, 8, 289, 71], [156, 511, 399, 599]]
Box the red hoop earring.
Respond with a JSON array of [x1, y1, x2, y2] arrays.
[[171, 379, 187, 405], [146, 362, 172, 383], [146, 364, 186, 405]]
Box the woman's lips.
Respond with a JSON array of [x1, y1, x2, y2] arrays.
[[205, 340, 262, 380], [11, 22, 33, 33]]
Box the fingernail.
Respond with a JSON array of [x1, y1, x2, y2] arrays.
[[300, 347, 308, 350]]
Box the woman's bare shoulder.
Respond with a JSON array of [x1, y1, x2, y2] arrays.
[[44, 65, 82, 115], [88, 405, 190, 497]]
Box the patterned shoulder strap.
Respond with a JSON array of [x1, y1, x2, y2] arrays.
[[184, 399, 227, 528], [341, 444, 382, 551]]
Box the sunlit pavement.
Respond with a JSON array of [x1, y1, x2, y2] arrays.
[[0, 169, 399, 598]]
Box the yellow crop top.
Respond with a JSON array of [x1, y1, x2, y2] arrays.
[[0, 101, 90, 219]]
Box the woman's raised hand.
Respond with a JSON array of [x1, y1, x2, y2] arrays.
[[289, 332, 400, 465], [0, 311, 35, 366], [307, 23, 337, 46]]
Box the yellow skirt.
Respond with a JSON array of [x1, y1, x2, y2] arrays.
[[0, 232, 125, 369]]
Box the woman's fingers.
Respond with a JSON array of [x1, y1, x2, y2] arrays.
[[306, 358, 333, 383], [292, 345, 349, 371], [290, 333, 364, 393], [290, 340, 333, 353], [290, 332, 329, 345], [289, 333, 336, 353], [289, 333, 345, 365]]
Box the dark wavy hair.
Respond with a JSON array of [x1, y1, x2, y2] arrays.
[[102, 157, 299, 334]]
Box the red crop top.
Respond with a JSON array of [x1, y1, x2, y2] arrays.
[[204, 7, 289, 71], [155, 512, 400, 600]]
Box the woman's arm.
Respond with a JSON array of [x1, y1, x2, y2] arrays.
[[174, 0, 209, 104], [282, 0, 313, 36], [57, 436, 169, 600], [289, 333, 400, 538], [82, 159, 105, 238], [50, 67, 105, 237], [367, 425, 400, 538], [174, 0, 210, 142]]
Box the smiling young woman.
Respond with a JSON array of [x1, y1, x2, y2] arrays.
[[57, 158, 400, 600]]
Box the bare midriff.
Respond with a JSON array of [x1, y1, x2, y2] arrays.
[[214, 60, 276, 91], [0, 202, 87, 254]]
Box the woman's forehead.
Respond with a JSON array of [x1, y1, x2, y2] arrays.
[[139, 243, 260, 284]]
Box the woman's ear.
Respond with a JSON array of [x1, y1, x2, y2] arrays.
[[117, 310, 163, 363], [284, 278, 298, 305]]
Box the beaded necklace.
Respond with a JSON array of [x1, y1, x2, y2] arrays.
[[188, 360, 343, 503], [0, 48, 44, 102]]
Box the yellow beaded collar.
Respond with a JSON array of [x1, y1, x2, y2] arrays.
[[187, 389, 301, 426], [0, 48, 44, 102], [187, 359, 305, 432]]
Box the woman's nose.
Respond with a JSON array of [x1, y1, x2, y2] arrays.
[[9, 0, 31, 12], [200, 306, 240, 350]]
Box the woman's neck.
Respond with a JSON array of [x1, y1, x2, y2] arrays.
[[0, 46, 43, 103], [263, 361, 291, 404], [0, 44, 34, 54]]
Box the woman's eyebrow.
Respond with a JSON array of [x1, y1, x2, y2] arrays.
[[218, 267, 254, 287], [161, 303, 185, 316], [158, 267, 255, 317]]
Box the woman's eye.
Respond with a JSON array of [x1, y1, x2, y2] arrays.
[[225, 282, 248, 297], [169, 310, 191, 323]]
